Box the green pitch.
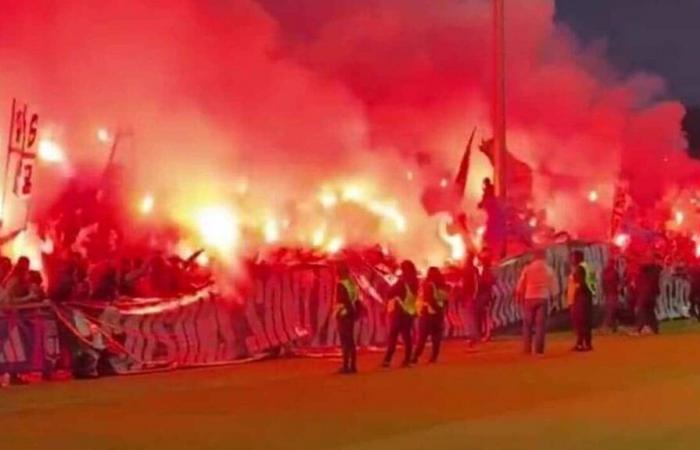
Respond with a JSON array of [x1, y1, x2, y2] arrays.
[[3, 321, 700, 450]]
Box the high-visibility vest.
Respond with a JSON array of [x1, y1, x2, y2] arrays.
[[580, 262, 597, 297], [566, 262, 596, 306], [335, 277, 359, 317], [399, 285, 417, 316]]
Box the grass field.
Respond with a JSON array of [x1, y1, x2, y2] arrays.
[[3, 321, 700, 450]]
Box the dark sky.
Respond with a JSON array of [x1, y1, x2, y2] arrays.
[[555, 0, 700, 106], [259, 0, 700, 106]]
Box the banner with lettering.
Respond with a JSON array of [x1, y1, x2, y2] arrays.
[[0, 304, 60, 375]]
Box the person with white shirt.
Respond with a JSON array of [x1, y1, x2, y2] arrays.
[[516, 249, 557, 355]]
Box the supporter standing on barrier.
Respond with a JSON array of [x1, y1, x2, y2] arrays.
[[602, 256, 621, 333], [382, 260, 419, 368], [462, 253, 479, 348], [334, 261, 360, 374], [412, 267, 448, 364], [476, 253, 495, 342], [516, 249, 556, 355], [567, 251, 594, 351]]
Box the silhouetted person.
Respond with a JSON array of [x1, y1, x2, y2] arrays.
[[382, 260, 419, 368], [334, 261, 360, 374], [634, 262, 661, 334], [476, 255, 496, 342], [602, 256, 621, 332], [462, 253, 479, 346], [567, 251, 594, 351], [413, 267, 448, 363], [517, 249, 556, 355]]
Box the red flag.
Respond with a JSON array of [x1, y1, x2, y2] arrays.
[[454, 127, 476, 197]]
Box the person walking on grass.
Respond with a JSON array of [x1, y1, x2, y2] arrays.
[[382, 260, 419, 368], [516, 249, 557, 356], [412, 267, 448, 364], [567, 251, 595, 351], [334, 261, 361, 374]]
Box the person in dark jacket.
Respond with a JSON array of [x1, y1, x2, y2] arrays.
[[687, 265, 700, 321], [634, 262, 661, 334], [382, 260, 419, 368], [334, 261, 360, 374], [462, 254, 479, 347], [475, 255, 495, 342], [601, 256, 621, 332], [567, 251, 594, 351], [412, 267, 448, 364]]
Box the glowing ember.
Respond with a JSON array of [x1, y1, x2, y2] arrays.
[[528, 217, 538, 228], [675, 210, 685, 225], [325, 236, 344, 254], [341, 184, 365, 202], [38, 139, 65, 163], [97, 128, 111, 143], [264, 218, 280, 243], [8, 228, 43, 271], [613, 233, 630, 249], [439, 178, 449, 188], [311, 225, 326, 247], [438, 216, 466, 261], [195, 206, 240, 256], [139, 193, 155, 215], [319, 191, 338, 209], [367, 200, 407, 233], [587, 190, 599, 203]]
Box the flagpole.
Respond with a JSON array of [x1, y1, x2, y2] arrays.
[[1, 99, 17, 229], [493, 0, 506, 200]]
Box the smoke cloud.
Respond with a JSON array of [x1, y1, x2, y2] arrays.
[[0, 0, 695, 258]]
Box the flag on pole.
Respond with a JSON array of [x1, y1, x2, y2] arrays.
[[454, 127, 476, 197]]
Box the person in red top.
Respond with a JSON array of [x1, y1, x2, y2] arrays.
[[412, 267, 448, 364]]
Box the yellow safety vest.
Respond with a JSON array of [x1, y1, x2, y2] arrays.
[[335, 277, 359, 318], [580, 262, 597, 297], [566, 262, 596, 306], [399, 285, 417, 316]]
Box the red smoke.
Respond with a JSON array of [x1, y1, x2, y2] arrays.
[[0, 0, 696, 257]]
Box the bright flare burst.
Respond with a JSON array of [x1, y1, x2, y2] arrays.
[[613, 233, 630, 249], [675, 210, 685, 225], [325, 236, 344, 254], [438, 216, 466, 261], [587, 190, 599, 203], [264, 217, 280, 243], [139, 194, 155, 215], [97, 128, 111, 143], [38, 139, 65, 163], [195, 205, 240, 256]]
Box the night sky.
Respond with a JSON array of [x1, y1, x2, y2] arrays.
[[556, 0, 700, 106]]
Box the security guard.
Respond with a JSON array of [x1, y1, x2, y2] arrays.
[[382, 260, 419, 368], [412, 267, 448, 364], [334, 261, 360, 374]]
